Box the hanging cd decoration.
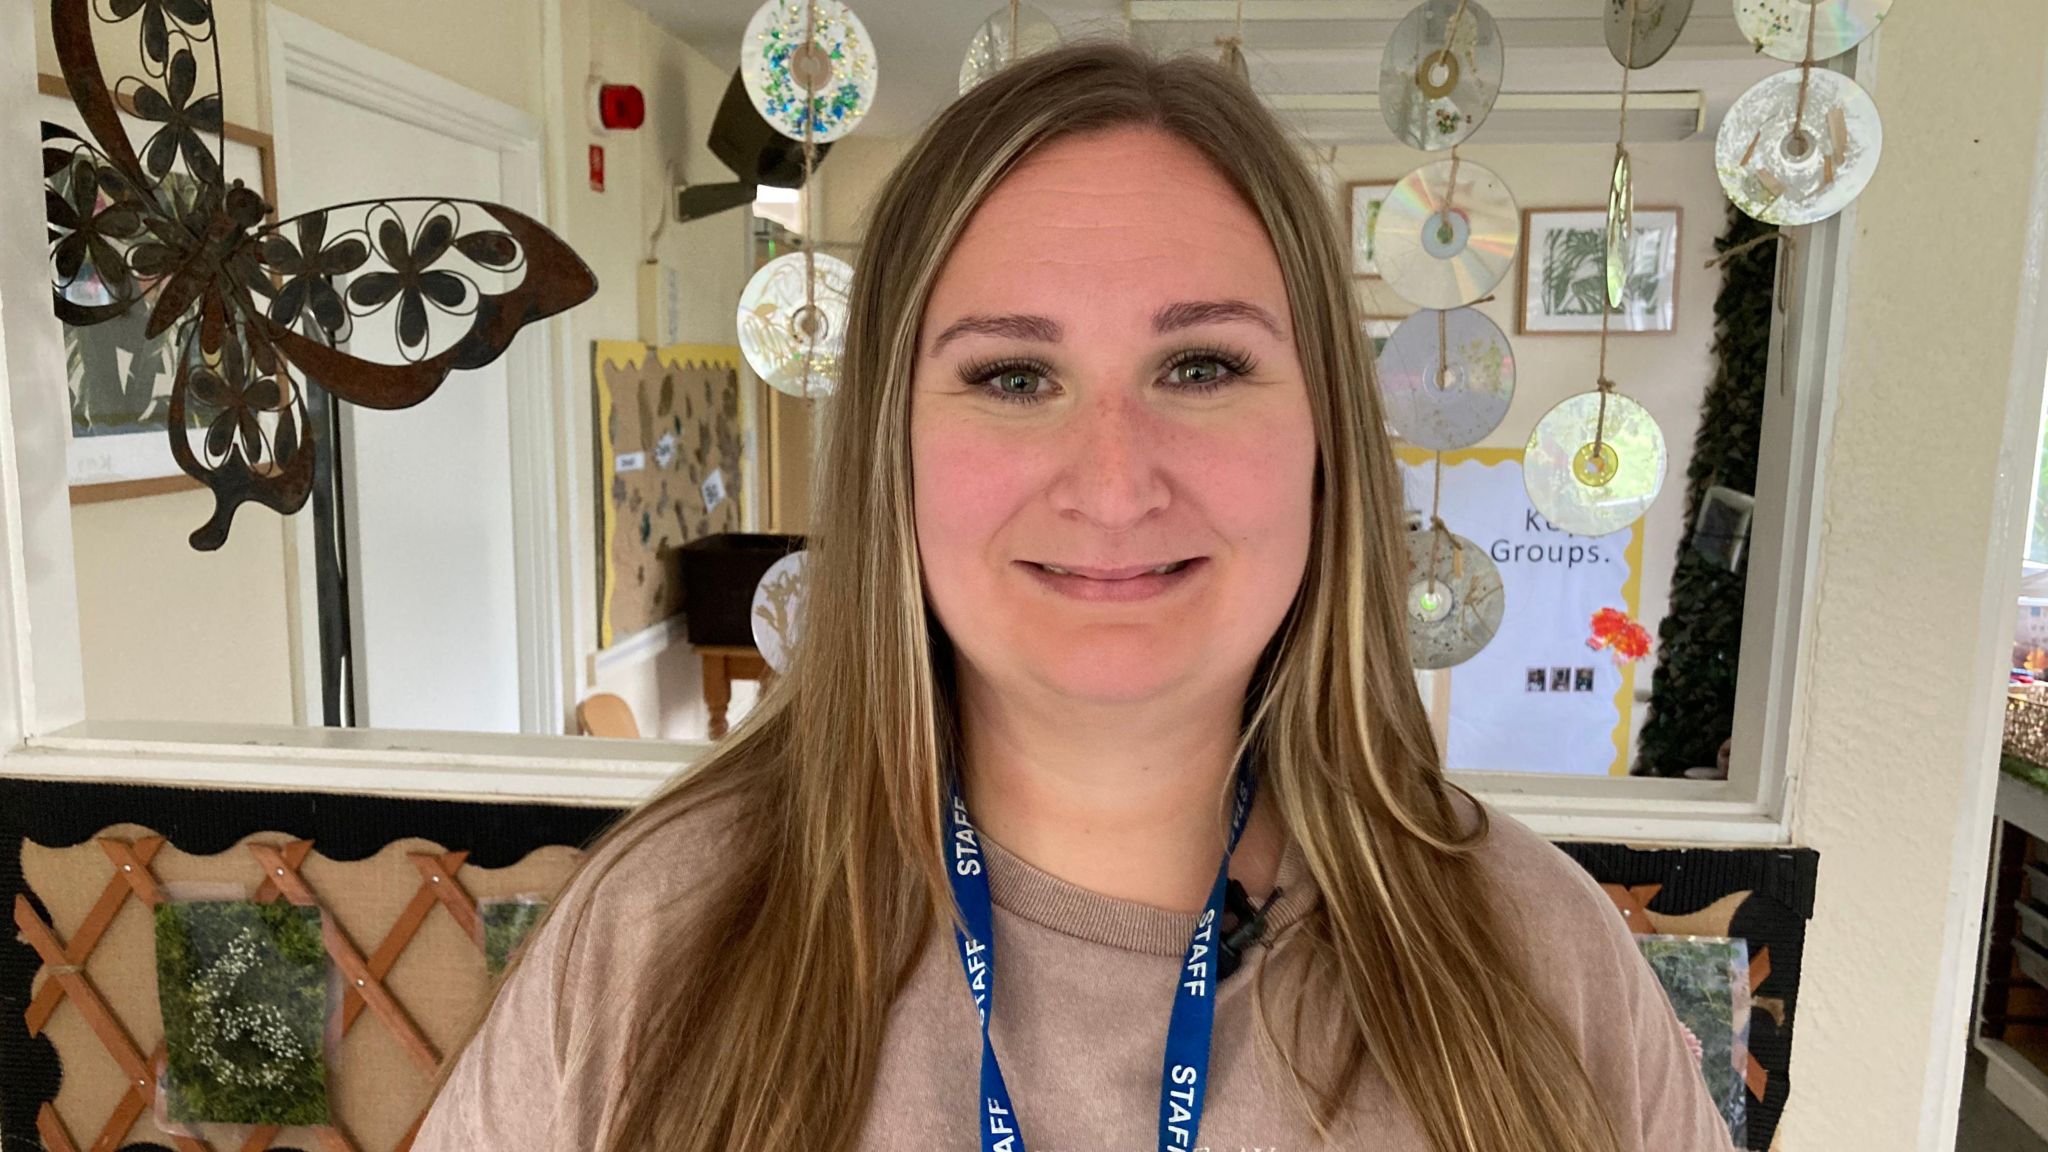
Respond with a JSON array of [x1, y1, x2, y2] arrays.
[[1377, 308, 1515, 450], [1404, 525, 1506, 670], [738, 251, 854, 398], [961, 4, 1061, 94], [1605, 0, 1693, 69], [1524, 391, 1668, 537], [1376, 159, 1519, 309], [1218, 38, 1251, 84], [1735, 0, 1890, 63], [1716, 67, 1882, 226], [1606, 149, 1633, 310], [742, 0, 878, 144], [1378, 0, 1504, 151], [751, 550, 810, 673]]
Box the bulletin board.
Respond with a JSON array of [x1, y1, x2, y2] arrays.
[[0, 779, 618, 1152], [593, 341, 747, 649], [1396, 447, 1646, 776]]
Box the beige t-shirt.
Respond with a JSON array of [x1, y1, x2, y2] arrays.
[[414, 792, 1733, 1151]]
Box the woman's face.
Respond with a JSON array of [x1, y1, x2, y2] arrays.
[[909, 125, 1319, 709]]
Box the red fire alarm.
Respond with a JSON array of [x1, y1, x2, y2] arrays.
[[588, 80, 646, 134], [589, 144, 605, 192]]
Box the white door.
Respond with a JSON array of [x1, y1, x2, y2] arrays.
[[276, 77, 523, 733]]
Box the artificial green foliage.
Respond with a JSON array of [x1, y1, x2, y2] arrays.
[[482, 898, 549, 976], [1636, 935, 1748, 1144], [1634, 202, 1777, 776], [154, 900, 331, 1125], [2004, 751, 2048, 795]]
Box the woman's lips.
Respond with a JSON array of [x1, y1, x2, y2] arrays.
[[1018, 557, 1206, 602]]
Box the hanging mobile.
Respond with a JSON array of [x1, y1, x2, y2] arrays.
[[1524, 390, 1667, 537], [1606, 148, 1634, 310], [1379, 0, 1505, 151], [1215, 0, 1251, 84], [1406, 520, 1505, 669], [739, 0, 864, 397], [1375, 156, 1519, 309], [961, 1, 1060, 94], [741, 0, 878, 144], [1735, 0, 1890, 63], [738, 251, 852, 398], [750, 550, 810, 673], [1604, 0, 1692, 68], [1378, 307, 1515, 451], [1526, 0, 1666, 538], [1717, 67, 1881, 227]]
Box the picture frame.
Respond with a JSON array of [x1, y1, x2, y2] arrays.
[[1345, 180, 1397, 279], [39, 75, 280, 503], [1516, 205, 1681, 336]]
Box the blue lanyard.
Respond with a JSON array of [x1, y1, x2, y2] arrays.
[[945, 760, 1258, 1152]]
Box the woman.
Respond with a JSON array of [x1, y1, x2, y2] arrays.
[[415, 40, 1728, 1152]]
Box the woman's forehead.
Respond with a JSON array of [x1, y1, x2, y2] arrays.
[[927, 127, 1291, 329]]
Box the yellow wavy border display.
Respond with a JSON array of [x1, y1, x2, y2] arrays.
[[1393, 445, 1645, 776], [592, 340, 745, 650]]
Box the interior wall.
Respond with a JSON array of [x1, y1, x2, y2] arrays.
[[561, 0, 756, 740], [1777, 3, 2048, 1145], [35, 0, 755, 738]]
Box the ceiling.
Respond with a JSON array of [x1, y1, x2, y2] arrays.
[[627, 0, 1787, 143]]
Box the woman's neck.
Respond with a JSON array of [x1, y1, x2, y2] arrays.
[[955, 670, 1285, 915]]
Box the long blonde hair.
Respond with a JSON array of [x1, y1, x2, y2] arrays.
[[443, 40, 1622, 1152]]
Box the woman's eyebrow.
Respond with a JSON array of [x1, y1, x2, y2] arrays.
[[927, 299, 1281, 356]]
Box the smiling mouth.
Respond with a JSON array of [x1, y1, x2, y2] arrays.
[[1025, 559, 1199, 580]]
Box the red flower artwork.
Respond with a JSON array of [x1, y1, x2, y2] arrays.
[[1588, 607, 1652, 664]]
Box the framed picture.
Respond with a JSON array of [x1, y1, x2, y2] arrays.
[[39, 76, 279, 502], [1517, 206, 1681, 335], [1346, 181, 1397, 279]]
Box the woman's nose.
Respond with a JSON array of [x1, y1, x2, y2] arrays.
[[1042, 386, 1171, 531]]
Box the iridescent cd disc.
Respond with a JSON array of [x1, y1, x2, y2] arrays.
[[1605, 0, 1693, 69], [1376, 159, 1519, 309], [1716, 67, 1882, 226], [742, 0, 878, 144], [738, 251, 853, 398], [1524, 391, 1667, 537], [1735, 0, 1890, 63], [961, 4, 1061, 94], [1378, 308, 1515, 450], [1379, 0, 1503, 151], [1405, 525, 1505, 670], [1606, 149, 1633, 310], [751, 550, 809, 673]]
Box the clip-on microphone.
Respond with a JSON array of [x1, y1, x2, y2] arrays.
[[1217, 877, 1283, 982]]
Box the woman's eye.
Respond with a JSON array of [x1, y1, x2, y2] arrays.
[[1164, 350, 1255, 392], [993, 369, 1042, 397]]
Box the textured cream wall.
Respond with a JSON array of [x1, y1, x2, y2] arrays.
[[1776, 1, 2048, 1145]]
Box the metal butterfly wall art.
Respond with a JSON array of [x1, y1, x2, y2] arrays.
[[42, 0, 597, 550]]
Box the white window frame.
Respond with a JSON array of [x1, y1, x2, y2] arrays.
[[0, 2, 1869, 843]]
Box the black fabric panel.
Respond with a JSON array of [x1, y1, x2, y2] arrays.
[[1558, 841, 1821, 1151]]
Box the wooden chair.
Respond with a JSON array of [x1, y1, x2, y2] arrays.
[[576, 692, 641, 739]]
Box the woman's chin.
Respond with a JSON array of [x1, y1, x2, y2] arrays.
[[1027, 648, 1190, 705]]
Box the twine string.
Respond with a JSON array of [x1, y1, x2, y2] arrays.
[[798, 0, 819, 396], [1591, 0, 1640, 460]]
